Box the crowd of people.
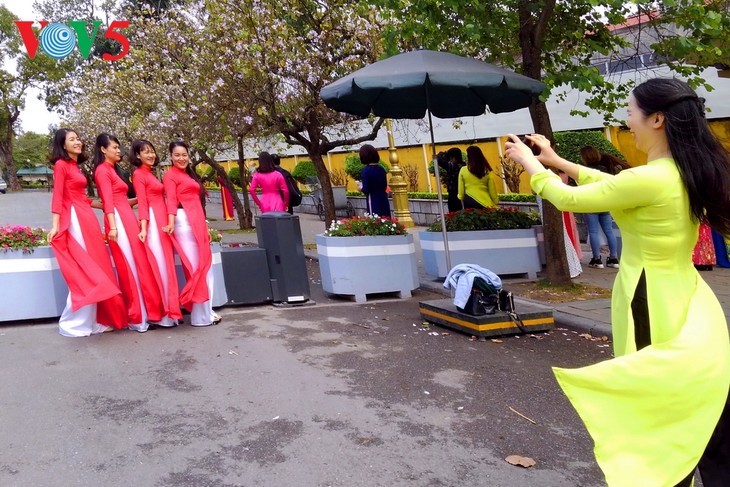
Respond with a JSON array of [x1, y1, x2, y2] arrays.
[[48, 131, 222, 337]]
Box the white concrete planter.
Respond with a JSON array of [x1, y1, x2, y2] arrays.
[[316, 233, 419, 303], [420, 228, 541, 279], [0, 246, 68, 322], [174, 242, 228, 307]]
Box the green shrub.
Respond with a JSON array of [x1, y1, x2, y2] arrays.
[[344, 153, 390, 180], [498, 193, 536, 203], [291, 160, 318, 183], [228, 166, 241, 186], [553, 131, 625, 165], [325, 214, 407, 237], [427, 208, 541, 232], [197, 165, 215, 182], [344, 191, 536, 202]]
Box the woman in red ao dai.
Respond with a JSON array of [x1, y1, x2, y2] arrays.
[[47, 128, 126, 337], [130, 140, 182, 327], [162, 141, 221, 326], [93, 133, 166, 332]]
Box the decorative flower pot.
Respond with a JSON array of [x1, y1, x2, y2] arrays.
[[316, 233, 419, 303], [420, 228, 541, 279], [0, 247, 68, 322]]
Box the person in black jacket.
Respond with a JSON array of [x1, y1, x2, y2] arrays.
[[272, 154, 294, 214], [437, 147, 464, 212]]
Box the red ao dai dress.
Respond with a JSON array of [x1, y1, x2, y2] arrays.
[[163, 166, 217, 326], [50, 159, 126, 336], [95, 162, 166, 331], [133, 166, 182, 327]]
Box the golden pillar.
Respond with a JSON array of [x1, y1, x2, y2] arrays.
[[385, 119, 414, 227]]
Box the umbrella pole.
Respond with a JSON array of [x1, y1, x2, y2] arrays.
[[425, 85, 452, 275]]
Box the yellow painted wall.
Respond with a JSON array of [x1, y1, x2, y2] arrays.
[[204, 118, 730, 194]]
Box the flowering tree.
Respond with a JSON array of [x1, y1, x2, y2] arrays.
[[207, 0, 387, 226], [64, 1, 262, 227]]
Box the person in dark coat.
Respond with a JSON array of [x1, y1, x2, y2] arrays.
[[272, 154, 294, 215], [359, 144, 391, 218], [437, 147, 465, 212]]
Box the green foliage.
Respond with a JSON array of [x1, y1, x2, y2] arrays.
[[324, 214, 407, 237], [228, 166, 241, 186], [197, 165, 215, 182], [344, 153, 390, 180], [347, 191, 536, 202], [553, 131, 624, 165], [13, 132, 50, 167], [498, 193, 536, 203], [208, 227, 223, 243], [427, 208, 541, 232], [373, 0, 724, 123], [291, 160, 317, 183], [0, 225, 47, 253]]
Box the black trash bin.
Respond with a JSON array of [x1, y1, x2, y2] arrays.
[[255, 212, 310, 303]]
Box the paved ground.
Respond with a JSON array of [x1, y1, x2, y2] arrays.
[[2, 190, 727, 486]]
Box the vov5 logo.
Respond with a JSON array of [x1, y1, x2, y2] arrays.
[[14, 20, 130, 61]]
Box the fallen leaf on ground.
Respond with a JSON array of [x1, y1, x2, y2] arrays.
[[505, 455, 536, 468]]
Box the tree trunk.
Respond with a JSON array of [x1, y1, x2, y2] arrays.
[[235, 136, 254, 229], [518, 0, 571, 285], [309, 151, 336, 227], [196, 147, 253, 230], [0, 140, 21, 192], [529, 101, 572, 285]]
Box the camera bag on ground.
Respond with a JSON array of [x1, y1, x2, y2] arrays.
[[457, 276, 499, 316], [456, 277, 528, 333]]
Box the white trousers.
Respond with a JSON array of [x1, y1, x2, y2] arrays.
[[113, 209, 148, 332], [146, 212, 177, 327], [174, 209, 216, 326], [58, 207, 112, 337]]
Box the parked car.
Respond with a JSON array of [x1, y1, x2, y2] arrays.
[[0, 177, 7, 194]]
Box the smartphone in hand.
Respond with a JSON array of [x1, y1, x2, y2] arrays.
[[521, 136, 541, 156]]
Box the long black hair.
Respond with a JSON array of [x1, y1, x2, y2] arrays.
[[50, 128, 88, 165], [257, 151, 276, 173], [129, 139, 159, 168], [633, 78, 730, 236], [92, 133, 136, 198], [466, 145, 492, 179], [92, 133, 122, 172], [169, 140, 206, 208]]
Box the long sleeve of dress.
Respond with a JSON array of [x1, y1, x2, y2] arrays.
[[95, 167, 116, 215], [530, 166, 672, 214], [249, 173, 262, 208], [360, 171, 370, 194], [486, 174, 498, 207], [51, 161, 67, 215], [457, 168, 465, 201], [133, 172, 149, 221], [164, 174, 179, 215]]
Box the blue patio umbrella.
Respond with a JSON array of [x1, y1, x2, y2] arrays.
[[320, 50, 546, 271]]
